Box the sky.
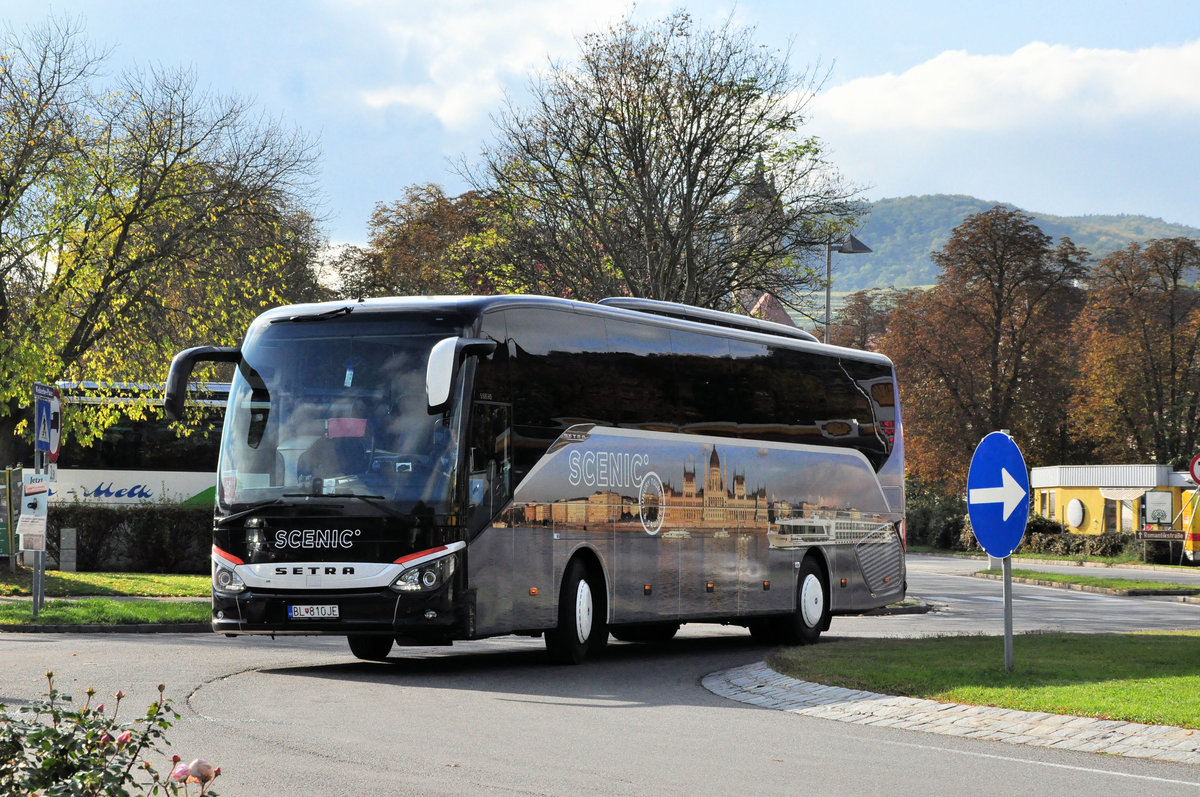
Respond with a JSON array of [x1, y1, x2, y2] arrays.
[[5, 0, 1200, 246]]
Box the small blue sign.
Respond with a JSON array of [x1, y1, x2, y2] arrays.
[[967, 432, 1030, 558], [33, 383, 54, 453]]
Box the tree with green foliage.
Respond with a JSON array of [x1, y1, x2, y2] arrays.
[[465, 11, 859, 310], [0, 18, 321, 465]]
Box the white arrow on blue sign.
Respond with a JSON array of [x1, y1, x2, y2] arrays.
[[967, 431, 1030, 558]]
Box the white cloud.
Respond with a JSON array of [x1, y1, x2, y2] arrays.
[[814, 39, 1200, 133], [350, 0, 664, 130]]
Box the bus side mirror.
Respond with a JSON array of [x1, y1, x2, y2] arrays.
[[164, 345, 241, 420], [427, 337, 497, 412]]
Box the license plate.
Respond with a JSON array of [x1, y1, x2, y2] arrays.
[[288, 604, 339, 619]]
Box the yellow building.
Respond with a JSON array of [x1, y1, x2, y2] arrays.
[[1030, 465, 1200, 558]]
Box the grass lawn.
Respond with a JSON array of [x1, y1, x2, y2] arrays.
[[0, 567, 209, 597], [906, 547, 1151, 567], [769, 631, 1200, 729], [0, 598, 209, 626], [0, 568, 210, 626], [982, 568, 1200, 593]]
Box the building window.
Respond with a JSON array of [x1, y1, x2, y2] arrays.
[[1104, 499, 1118, 532]]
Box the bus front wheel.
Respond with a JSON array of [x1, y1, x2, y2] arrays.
[[546, 558, 608, 664], [347, 634, 393, 661]]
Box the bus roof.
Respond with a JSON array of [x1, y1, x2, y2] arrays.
[[251, 295, 894, 367]]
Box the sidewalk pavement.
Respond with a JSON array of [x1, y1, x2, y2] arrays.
[[703, 662, 1200, 765]]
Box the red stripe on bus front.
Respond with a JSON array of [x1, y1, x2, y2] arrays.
[[213, 545, 245, 565], [394, 545, 447, 565]]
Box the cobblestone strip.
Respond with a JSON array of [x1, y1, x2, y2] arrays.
[[702, 662, 1200, 765]]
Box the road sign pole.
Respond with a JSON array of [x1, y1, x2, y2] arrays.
[[967, 430, 1029, 675], [29, 392, 49, 615], [1003, 556, 1013, 671]]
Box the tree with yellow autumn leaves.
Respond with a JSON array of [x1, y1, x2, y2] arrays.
[[0, 18, 324, 465]]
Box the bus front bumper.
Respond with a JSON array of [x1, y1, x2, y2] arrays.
[[211, 586, 461, 637]]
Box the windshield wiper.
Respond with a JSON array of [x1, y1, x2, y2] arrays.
[[333, 493, 411, 519], [219, 497, 288, 524], [276, 305, 353, 323], [279, 492, 406, 516], [223, 492, 410, 521]]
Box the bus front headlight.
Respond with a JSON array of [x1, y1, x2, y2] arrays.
[[390, 552, 456, 593], [213, 562, 246, 595]]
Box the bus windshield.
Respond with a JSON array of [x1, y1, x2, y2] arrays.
[[217, 316, 465, 516]]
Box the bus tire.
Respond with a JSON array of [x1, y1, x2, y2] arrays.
[[787, 556, 830, 645], [347, 634, 393, 661], [546, 557, 607, 664], [610, 622, 680, 644]]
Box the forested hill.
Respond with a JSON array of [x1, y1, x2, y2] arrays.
[[837, 194, 1200, 292]]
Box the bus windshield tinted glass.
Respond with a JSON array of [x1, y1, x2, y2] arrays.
[[218, 317, 464, 515]]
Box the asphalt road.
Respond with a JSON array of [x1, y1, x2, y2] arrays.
[[2, 554, 1199, 796]]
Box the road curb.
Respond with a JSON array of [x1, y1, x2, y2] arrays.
[[704, 662, 1200, 765]]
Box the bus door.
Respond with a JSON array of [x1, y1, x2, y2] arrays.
[[467, 402, 512, 530], [465, 401, 521, 635]]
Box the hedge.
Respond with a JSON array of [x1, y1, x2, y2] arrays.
[[958, 513, 1137, 559], [47, 503, 211, 574]]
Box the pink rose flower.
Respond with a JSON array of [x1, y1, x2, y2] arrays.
[[116, 730, 132, 746], [189, 759, 215, 783], [170, 763, 190, 782]]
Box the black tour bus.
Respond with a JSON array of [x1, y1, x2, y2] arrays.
[[165, 295, 905, 663]]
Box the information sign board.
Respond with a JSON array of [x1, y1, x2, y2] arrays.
[[1136, 529, 1186, 542], [16, 473, 49, 544]]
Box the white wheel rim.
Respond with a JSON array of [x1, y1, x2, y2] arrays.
[[800, 573, 824, 628], [574, 579, 594, 644]]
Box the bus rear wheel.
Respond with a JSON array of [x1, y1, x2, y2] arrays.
[[347, 634, 393, 661], [546, 558, 608, 664]]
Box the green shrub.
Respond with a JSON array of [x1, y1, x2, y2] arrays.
[[913, 479, 1137, 558], [47, 504, 211, 574], [962, 511, 1134, 558], [0, 672, 221, 795], [905, 477, 968, 550]]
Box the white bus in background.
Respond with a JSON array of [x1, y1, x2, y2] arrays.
[[22, 383, 227, 507]]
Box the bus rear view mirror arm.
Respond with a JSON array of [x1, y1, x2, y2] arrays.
[[427, 337, 497, 412], [164, 345, 242, 420]]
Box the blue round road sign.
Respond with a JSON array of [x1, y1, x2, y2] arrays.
[[967, 432, 1030, 558]]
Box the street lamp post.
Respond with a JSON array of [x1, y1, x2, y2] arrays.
[[824, 233, 873, 345]]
